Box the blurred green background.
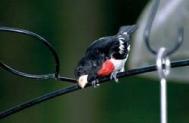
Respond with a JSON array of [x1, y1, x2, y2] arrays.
[[1, 0, 189, 123]]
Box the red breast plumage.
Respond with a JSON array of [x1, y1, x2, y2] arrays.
[[97, 60, 115, 77]]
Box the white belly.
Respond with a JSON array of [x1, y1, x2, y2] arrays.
[[110, 56, 128, 72]]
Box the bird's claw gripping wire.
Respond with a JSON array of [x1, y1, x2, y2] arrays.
[[110, 71, 119, 82], [91, 79, 100, 88]]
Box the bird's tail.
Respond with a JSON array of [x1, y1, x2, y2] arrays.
[[117, 25, 137, 36]]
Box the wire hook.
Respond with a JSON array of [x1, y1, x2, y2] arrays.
[[156, 47, 170, 80], [143, 0, 184, 56]]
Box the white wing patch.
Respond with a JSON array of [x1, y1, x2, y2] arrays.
[[118, 37, 125, 54]]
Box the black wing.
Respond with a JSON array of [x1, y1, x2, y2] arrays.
[[86, 36, 116, 58], [74, 36, 115, 81], [86, 36, 130, 59], [74, 36, 127, 80]]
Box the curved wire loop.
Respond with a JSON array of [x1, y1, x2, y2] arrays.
[[0, 26, 76, 83], [143, 0, 184, 56]]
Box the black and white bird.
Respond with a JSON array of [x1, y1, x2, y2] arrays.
[[74, 25, 137, 88]]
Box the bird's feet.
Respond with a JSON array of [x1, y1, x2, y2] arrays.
[[110, 71, 119, 82], [91, 79, 100, 88]]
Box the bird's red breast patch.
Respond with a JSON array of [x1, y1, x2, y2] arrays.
[[97, 60, 115, 77]]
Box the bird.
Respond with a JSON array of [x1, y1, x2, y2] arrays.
[[74, 25, 137, 88]]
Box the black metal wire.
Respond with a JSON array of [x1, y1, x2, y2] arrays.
[[0, 27, 76, 83], [0, 61, 55, 80], [143, 0, 184, 56], [0, 84, 80, 119], [0, 59, 189, 119]]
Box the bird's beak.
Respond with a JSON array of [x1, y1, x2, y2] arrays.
[[78, 75, 88, 88]]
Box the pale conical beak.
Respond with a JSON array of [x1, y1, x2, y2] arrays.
[[78, 75, 88, 88]]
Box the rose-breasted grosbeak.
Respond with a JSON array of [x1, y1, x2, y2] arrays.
[[75, 25, 137, 88]]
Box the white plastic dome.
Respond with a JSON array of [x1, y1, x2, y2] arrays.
[[129, 0, 189, 82]]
